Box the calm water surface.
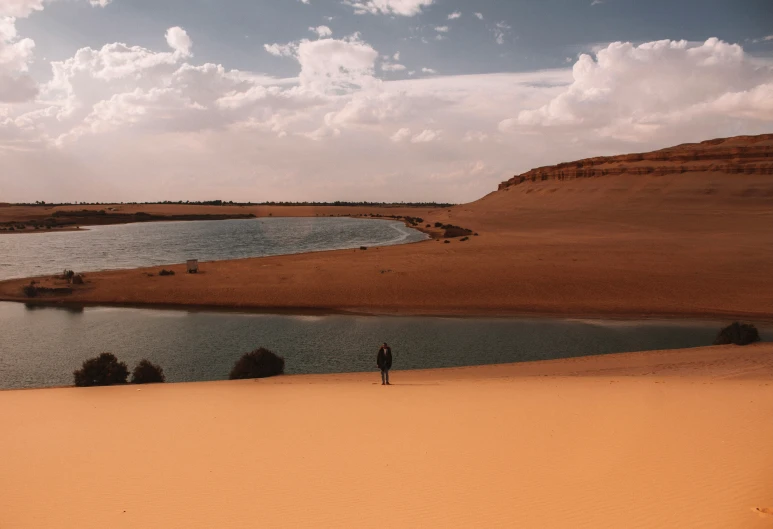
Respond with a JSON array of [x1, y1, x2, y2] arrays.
[[1, 302, 768, 389], [0, 217, 426, 280]]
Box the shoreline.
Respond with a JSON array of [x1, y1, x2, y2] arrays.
[[5, 297, 773, 323], [2, 342, 771, 394]]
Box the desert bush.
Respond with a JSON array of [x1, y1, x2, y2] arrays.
[[73, 353, 129, 387], [131, 359, 166, 384], [158, 269, 175, 276], [714, 322, 761, 346], [229, 347, 285, 379], [443, 227, 473, 238], [460, 237, 469, 242], [71, 274, 84, 285], [62, 269, 75, 280], [22, 283, 37, 297], [359, 246, 367, 250], [444, 240, 450, 244]]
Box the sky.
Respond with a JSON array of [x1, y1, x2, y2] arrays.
[[1, 0, 772, 203]]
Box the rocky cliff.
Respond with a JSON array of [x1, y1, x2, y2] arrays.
[[499, 134, 773, 190]]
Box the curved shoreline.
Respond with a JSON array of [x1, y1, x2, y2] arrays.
[[5, 298, 773, 324]]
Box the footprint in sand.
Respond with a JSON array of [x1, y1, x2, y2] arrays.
[[753, 507, 773, 517]]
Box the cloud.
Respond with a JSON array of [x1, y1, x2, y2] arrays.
[[493, 21, 511, 45], [343, 0, 433, 16], [3, 25, 773, 204], [463, 130, 488, 142], [0, 16, 37, 102], [390, 127, 411, 141], [295, 36, 379, 93], [264, 42, 295, 57], [165, 27, 192, 56], [448, 11, 461, 19], [381, 62, 406, 71], [0, 0, 109, 17], [309, 25, 332, 38], [434, 26, 448, 32], [410, 129, 440, 142], [590, 0, 603, 5], [500, 38, 773, 143], [474, 12, 483, 20]]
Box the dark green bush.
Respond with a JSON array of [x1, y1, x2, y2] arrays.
[[131, 359, 166, 384], [22, 283, 37, 297], [229, 348, 285, 379], [73, 353, 129, 387], [714, 322, 761, 346], [159, 269, 175, 276]]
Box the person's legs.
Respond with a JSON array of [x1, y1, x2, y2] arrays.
[[385, 369, 390, 385], [381, 370, 386, 384]]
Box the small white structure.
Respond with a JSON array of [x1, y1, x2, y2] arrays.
[[186, 259, 199, 274]]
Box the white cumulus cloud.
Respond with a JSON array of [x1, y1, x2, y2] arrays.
[[500, 38, 773, 143], [309, 25, 332, 38], [344, 0, 434, 16], [165, 27, 192, 57], [410, 129, 440, 143]]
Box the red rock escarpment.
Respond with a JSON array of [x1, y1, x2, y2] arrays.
[[499, 134, 773, 189]]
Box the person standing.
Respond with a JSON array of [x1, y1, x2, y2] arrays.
[[377, 343, 392, 385]]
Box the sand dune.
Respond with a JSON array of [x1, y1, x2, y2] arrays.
[[1, 344, 771, 528]]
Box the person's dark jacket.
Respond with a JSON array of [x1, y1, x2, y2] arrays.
[[377, 347, 392, 371]]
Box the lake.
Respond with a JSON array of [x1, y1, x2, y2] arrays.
[[0, 217, 427, 280], [1, 301, 767, 389]]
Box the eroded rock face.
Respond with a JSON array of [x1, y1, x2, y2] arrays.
[[499, 134, 773, 190]]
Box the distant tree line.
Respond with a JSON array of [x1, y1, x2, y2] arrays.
[[14, 200, 455, 208]]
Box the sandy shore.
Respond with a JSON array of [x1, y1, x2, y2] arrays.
[[2, 172, 772, 320], [1, 344, 771, 528]]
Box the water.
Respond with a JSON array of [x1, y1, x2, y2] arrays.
[[0, 217, 427, 280], [1, 302, 768, 390]]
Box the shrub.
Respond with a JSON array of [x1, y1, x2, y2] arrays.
[[359, 246, 367, 250], [62, 269, 75, 280], [714, 322, 761, 346], [460, 237, 469, 242], [159, 269, 175, 276], [73, 353, 129, 387], [444, 240, 450, 244], [229, 347, 285, 379], [71, 274, 84, 285], [131, 359, 166, 384], [22, 283, 37, 297]]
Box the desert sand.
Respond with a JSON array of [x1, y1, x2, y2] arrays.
[[0, 343, 771, 529]]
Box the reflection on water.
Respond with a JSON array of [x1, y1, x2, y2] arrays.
[[24, 303, 84, 314], [0, 217, 427, 280], [1, 302, 769, 390]]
